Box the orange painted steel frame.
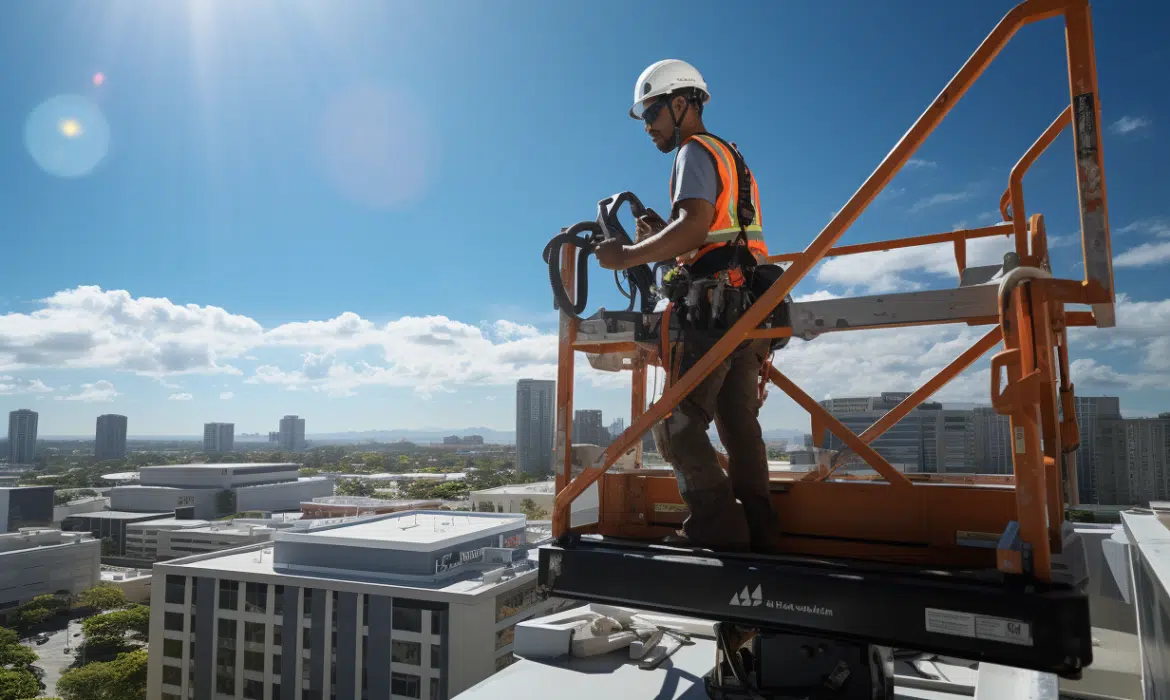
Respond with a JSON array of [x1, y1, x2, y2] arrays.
[[551, 0, 1114, 583]]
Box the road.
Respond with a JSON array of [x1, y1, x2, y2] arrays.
[[25, 619, 81, 697]]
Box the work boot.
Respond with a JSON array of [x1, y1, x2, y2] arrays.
[[670, 485, 751, 553], [741, 496, 785, 555]]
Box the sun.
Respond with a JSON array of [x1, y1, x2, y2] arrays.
[[59, 118, 84, 138]]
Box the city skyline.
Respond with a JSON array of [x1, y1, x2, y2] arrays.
[[0, 3, 1165, 435]]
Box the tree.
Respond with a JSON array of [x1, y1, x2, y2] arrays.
[[57, 649, 147, 700], [82, 605, 149, 644], [77, 585, 129, 613], [0, 668, 40, 700], [519, 498, 549, 520], [336, 478, 376, 498], [0, 628, 37, 669], [99, 538, 117, 557], [215, 489, 237, 516]]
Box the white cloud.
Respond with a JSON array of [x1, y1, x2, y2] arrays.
[[1117, 218, 1170, 237], [57, 380, 119, 402], [816, 233, 1015, 293], [219, 391, 234, 400], [977, 211, 1000, 223], [906, 159, 937, 168], [1109, 116, 1151, 135], [794, 290, 840, 303], [0, 286, 260, 376], [874, 187, 905, 203], [1070, 294, 1170, 375], [168, 392, 193, 401], [909, 190, 972, 213], [0, 376, 53, 395], [1114, 240, 1170, 268]]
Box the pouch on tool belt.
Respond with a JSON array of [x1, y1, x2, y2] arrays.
[[747, 264, 793, 350]]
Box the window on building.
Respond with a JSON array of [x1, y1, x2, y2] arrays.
[[245, 582, 268, 614], [430, 610, 442, 635], [495, 582, 546, 622], [216, 673, 235, 695], [303, 627, 312, 650], [495, 626, 515, 650], [219, 579, 239, 610], [164, 612, 184, 631], [303, 588, 313, 617], [391, 640, 421, 665], [430, 678, 441, 700], [217, 647, 235, 671], [165, 575, 186, 605], [244, 651, 265, 673], [271, 683, 281, 700], [274, 585, 285, 616], [243, 679, 264, 700], [391, 672, 421, 699], [392, 605, 421, 633], [244, 621, 266, 644], [162, 665, 182, 686], [494, 652, 517, 672], [162, 693, 182, 700], [431, 644, 442, 669], [162, 638, 183, 658], [273, 653, 282, 674], [331, 591, 338, 621], [218, 618, 237, 643]]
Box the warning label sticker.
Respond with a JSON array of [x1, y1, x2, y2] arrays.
[[925, 608, 1032, 647], [1014, 426, 1026, 454]]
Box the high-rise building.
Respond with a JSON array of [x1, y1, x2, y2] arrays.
[[573, 410, 605, 447], [146, 511, 563, 700], [1074, 396, 1122, 503], [1094, 414, 1170, 506], [819, 394, 979, 474], [802, 433, 814, 448], [278, 415, 306, 451], [203, 422, 235, 454], [7, 409, 38, 464], [516, 380, 555, 474], [95, 414, 128, 460], [973, 407, 1012, 474], [609, 418, 625, 438]]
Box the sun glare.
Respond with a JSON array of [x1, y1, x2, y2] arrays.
[[59, 118, 83, 138]]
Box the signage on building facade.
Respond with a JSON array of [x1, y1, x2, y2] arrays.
[[177, 496, 195, 507], [503, 535, 522, 548], [435, 546, 485, 574]]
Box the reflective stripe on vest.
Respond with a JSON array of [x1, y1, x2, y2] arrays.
[[670, 134, 768, 265]]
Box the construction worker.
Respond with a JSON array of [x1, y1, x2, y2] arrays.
[[595, 59, 782, 554]]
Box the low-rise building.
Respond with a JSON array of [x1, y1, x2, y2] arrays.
[[124, 517, 212, 562], [53, 495, 111, 523], [470, 482, 554, 515], [109, 463, 334, 519], [147, 511, 566, 700], [158, 522, 277, 560], [100, 566, 153, 604], [62, 510, 172, 556], [0, 486, 55, 533], [0, 528, 100, 616]]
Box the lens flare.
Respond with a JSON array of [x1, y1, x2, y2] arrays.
[[93, 72, 105, 86], [59, 119, 83, 138]]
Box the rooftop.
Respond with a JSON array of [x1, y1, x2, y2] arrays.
[[139, 462, 298, 471], [0, 485, 54, 491], [307, 496, 440, 507], [275, 510, 525, 552], [62, 510, 170, 521], [164, 542, 538, 598], [100, 471, 139, 482], [471, 481, 555, 496], [125, 517, 211, 529]]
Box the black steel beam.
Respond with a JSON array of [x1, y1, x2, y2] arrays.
[[538, 537, 1092, 679]]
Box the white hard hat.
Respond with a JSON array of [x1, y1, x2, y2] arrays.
[[629, 59, 709, 119]]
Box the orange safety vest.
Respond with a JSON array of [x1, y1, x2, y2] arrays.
[[669, 133, 768, 268]]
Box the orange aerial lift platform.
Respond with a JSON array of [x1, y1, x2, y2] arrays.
[[536, 0, 1114, 696]]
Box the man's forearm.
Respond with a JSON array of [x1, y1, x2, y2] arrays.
[[622, 213, 708, 268]]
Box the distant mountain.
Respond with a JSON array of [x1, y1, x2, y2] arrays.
[[299, 428, 516, 445]]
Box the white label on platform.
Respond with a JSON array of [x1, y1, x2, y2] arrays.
[[1014, 426, 1026, 454], [925, 608, 1033, 647]]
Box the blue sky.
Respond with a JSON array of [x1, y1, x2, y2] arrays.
[[0, 0, 1167, 437]]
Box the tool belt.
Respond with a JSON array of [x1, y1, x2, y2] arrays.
[[661, 251, 792, 350]]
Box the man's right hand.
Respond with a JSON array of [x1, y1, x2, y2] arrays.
[[635, 208, 667, 242]]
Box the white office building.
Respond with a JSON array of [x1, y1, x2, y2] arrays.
[[147, 511, 564, 700], [204, 422, 236, 454], [110, 463, 333, 519], [126, 518, 277, 562], [0, 528, 100, 616]]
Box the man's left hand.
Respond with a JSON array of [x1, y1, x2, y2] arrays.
[[594, 239, 629, 270]]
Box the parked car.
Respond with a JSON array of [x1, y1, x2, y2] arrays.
[[33, 632, 50, 645]]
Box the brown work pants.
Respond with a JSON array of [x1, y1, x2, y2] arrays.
[[653, 335, 781, 553]]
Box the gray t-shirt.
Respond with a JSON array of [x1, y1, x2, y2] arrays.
[[671, 140, 721, 212]]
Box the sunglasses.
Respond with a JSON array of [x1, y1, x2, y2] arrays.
[[641, 97, 670, 125]]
